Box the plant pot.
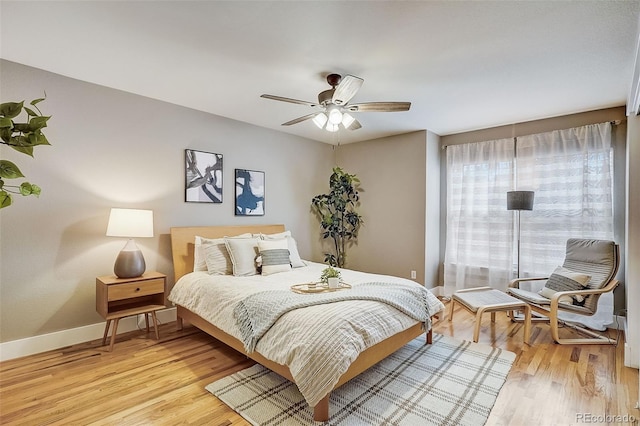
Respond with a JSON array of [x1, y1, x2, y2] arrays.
[[328, 277, 340, 289]]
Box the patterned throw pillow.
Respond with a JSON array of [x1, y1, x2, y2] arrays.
[[257, 238, 291, 276], [203, 241, 233, 275], [258, 231, 306, 268], [539, 266, 591, 305]]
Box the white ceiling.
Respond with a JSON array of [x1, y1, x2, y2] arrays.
[[1, 1, 639, 144]]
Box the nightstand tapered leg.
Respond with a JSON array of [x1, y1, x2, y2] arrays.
[[145, 313, 150, 333], [102, 320, 111, 346], [151, 311, 159, 340], [109, 318, 120, 351]]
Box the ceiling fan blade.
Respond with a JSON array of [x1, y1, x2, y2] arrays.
[[332, 75, 364, 105], [261, 94, 319, 107], [348, 118, 362, 130], [281, 113, 318, 126], [346, 102, 411, 112]]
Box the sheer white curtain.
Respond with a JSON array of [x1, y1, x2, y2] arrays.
[[444, 122, 614, 329], [444, 138, 515, 295], [516, 122, 614, 330]]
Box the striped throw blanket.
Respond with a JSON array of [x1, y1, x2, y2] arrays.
[[234, 282, 434, 352]]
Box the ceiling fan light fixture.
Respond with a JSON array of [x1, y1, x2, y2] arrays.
[[328, 108, 343, 125], [326, 122, 339, 132], [312, 112, 328, 129], [342, 113, 355, 129]]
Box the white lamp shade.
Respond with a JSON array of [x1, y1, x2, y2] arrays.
[[106, 208, 154, 238], [312, 112, 328, 129], [341, 113, 355, 129], [328, 108, 343, 125], [325, 123, 339, 132]]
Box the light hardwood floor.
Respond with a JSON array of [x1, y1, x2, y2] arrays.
[[1, 300, 638, 425]]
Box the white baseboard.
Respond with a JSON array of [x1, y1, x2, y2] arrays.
[[432, 285, 445, 298], [0, 308, 177, 362]]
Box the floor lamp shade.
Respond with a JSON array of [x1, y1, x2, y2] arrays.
[[106, 208, 154, 278], [507, 191, 534, 211]]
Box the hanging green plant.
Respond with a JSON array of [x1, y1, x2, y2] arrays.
[[311, 166, 363, 268], [0, 96, 51, 209]]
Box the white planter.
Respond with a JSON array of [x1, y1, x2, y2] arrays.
[[328, 277, 340, 289]]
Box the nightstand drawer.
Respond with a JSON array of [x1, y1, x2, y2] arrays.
[[108, 278, 164, 301]]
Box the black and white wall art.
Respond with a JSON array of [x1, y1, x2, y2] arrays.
[[235, 169, 265, 216], [185, 149, 223, 203]]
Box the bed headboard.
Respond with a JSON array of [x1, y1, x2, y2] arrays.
[[170, 224, 286, 282]]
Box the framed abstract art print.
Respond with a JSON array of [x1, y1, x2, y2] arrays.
[[235, 169, 264, 216], [185, 149, 223, 203]]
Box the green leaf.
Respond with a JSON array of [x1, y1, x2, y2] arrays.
[[0, 191, 12, 209], [0, 102, 24, 119], [30, 183, 41, 196], [0, 117, 12, 128], [30, 98, 46, 106], [24, 107, 38, 117], [20, 182, 40, 196], [10, 145, 34, 157], [12, 122, 30, 132], [28, 115, 50, 131], [28, 131, 50, 146], [19, 182, 32, 196], [0, 128, 12, 143], [0, 160, 25, 179]]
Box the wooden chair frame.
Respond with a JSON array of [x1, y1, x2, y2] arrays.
[[508, 242, 620, 345]]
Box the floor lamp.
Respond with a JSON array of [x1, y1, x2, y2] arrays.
[[507, 191, 534, 278]]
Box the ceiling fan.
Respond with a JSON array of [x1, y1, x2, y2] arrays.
[[260, 73, 411, 132]]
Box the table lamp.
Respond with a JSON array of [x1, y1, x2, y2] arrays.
[[106, 208, 154, 278]]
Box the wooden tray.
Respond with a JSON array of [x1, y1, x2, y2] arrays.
[[290, 282, 352, 294]]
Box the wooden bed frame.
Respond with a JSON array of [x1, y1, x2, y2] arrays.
[[169, 224, 431, 421]]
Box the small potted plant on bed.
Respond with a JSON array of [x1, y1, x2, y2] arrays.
[[320, 266, 341, 289]]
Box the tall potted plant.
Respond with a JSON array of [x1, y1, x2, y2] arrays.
[[0, 97, 51, 209], [311, 166, 363, 268]]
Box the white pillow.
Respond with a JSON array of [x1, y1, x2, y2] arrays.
[[202, 241, 233, 275], [224, 236, 260, 276], [257, 238, 292, 276], [539, 266, 591, 304], [193, 233, 251, 272], [259, 231, 306, 268]]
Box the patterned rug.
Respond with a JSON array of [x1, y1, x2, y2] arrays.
[[205, 334, 515, 425]]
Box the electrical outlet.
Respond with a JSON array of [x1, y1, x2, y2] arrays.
[[410, 270, 417, 279]]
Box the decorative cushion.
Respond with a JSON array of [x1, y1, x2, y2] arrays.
[[257, 238, 292, 276], [193, 233, 251, 272], [258, 231, 306, 268], [539, 266, 591, 305], [202, 241, 233, 275], [224, 236, 260, 276]]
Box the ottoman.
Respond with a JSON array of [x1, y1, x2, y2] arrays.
[[449, 286, 531, 344]]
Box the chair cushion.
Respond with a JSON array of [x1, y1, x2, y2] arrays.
[[563, 239, 617, 313], [508, 287, 551, 305], [508, 287, 595, 315], [538, 266, 590, 305]]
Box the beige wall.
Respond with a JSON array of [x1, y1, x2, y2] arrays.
[[334, 131, 440, 288], [625, 112, 639, 369], [440, 107, 629, 311], [0, 60, 334, 343]]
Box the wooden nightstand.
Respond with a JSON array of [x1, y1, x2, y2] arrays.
[[96, 271, 166, 351]]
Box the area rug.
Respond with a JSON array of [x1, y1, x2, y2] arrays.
[[205, 334, 515, 426]]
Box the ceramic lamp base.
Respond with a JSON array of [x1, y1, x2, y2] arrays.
[[114, 239, 146, 278]]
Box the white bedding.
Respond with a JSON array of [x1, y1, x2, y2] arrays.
[[168, 261, 444, 407]]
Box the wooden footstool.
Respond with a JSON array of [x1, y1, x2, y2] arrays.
[[449, 286, 531, 344]]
